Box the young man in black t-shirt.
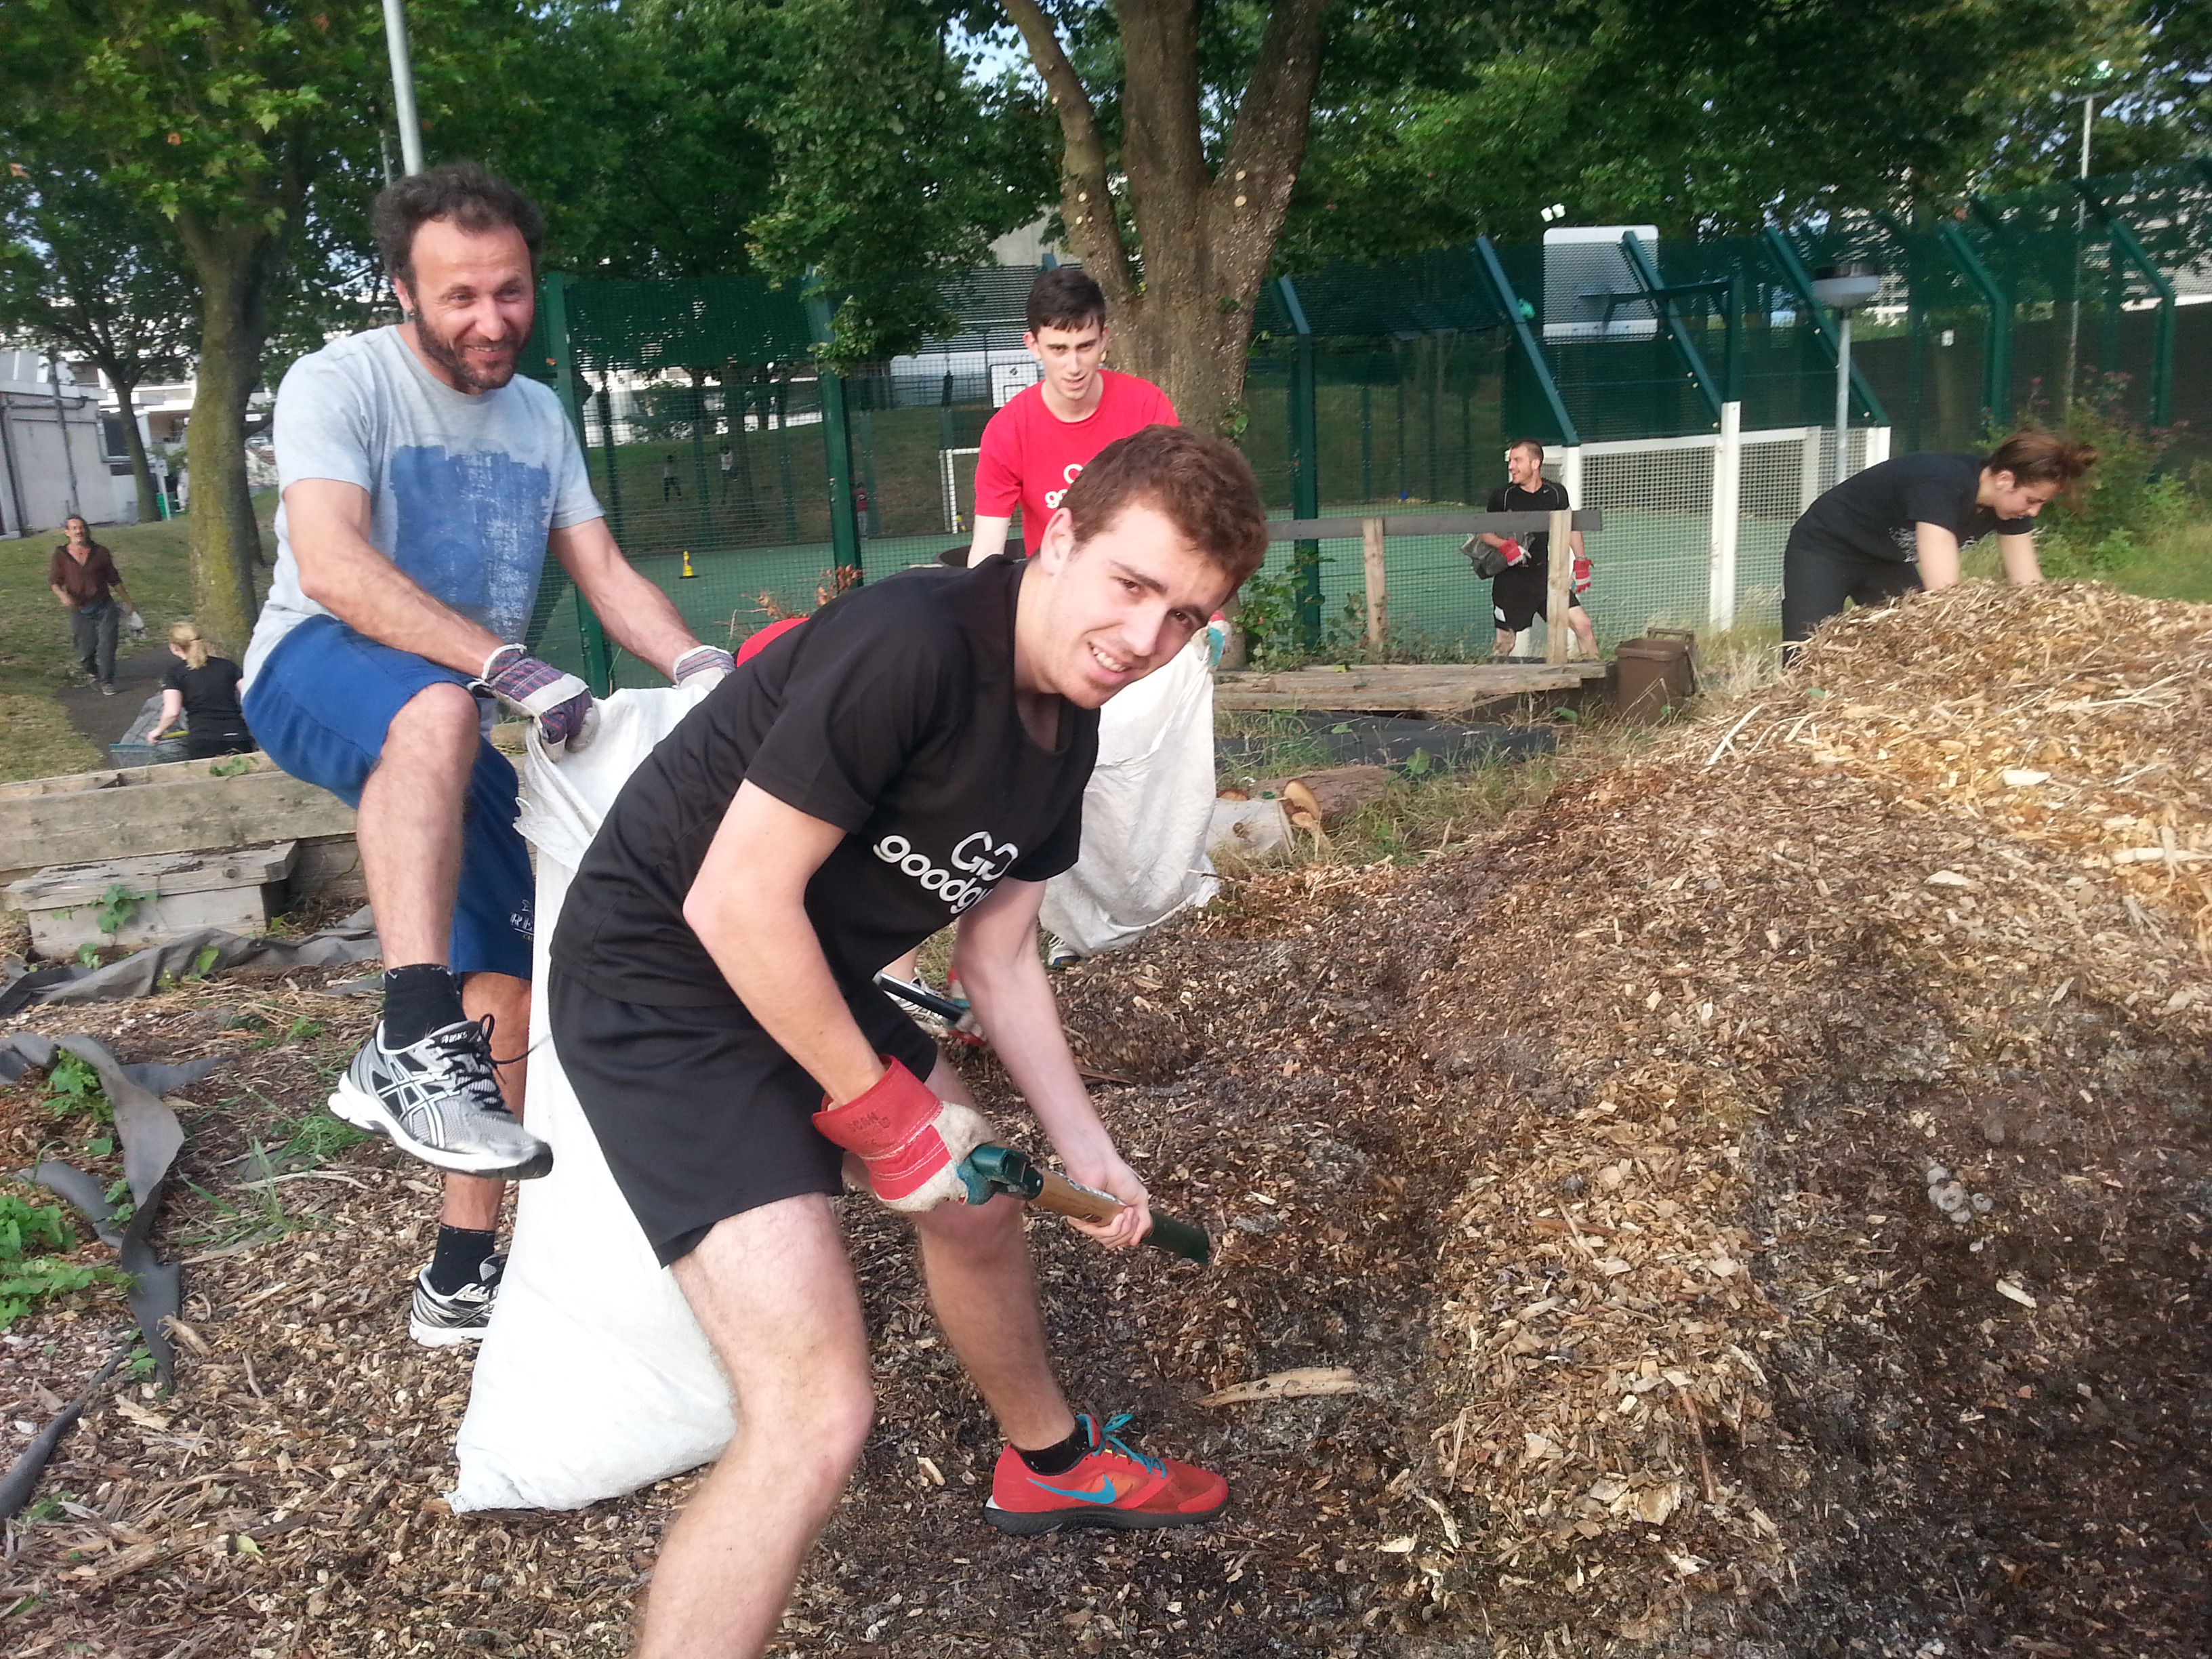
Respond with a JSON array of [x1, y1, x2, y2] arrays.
[[548, 426, 1269, 1659], [1780, 432, 2097, 642], [1471, 438, 1596, 659]]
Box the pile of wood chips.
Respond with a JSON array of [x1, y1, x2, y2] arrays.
[[1071, 578, 2210, 1652]]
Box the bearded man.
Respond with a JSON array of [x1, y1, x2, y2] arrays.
[[241, 163, 733, 1344]]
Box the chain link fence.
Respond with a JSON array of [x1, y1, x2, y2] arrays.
[[518, 161, 2211, 682]]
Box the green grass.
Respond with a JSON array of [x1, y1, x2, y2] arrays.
[[0, 493, 276, 781], [1960, 509, 2212, 603], [2100, 517, 2212, 602]]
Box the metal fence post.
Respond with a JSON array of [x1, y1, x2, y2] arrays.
[[805, 289, 863, 583], [1277, 275, 1323, 649], [1938, 220, 2013, 428], [1620, 232, 1723, 426], [1760, 228, 1891, 429], [2072, 180, 2175, 426], [1708, 401, 1742, 631], [541, 272, 613, 693], [1473, 238, 1581, 447]]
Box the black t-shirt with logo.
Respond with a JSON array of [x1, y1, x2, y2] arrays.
[[161, 655, 248, 735], [552, 555, 1099, 1008], [1485, 478, 1572, 573], [1788, 452, 2037, 565]]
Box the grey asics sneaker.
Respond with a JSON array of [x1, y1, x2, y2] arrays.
[[409, 1253, 503, 1347], [329, 1018, 552, 1180]]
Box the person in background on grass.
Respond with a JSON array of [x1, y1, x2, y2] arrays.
[[1780, 432, 2099, 644], [151, 621, 255, 759], [1469, 439, 1595, 661], [241, 162, 734, 1347], [549, 428, 1264, 1658], [48, 514, 140, 697], [663, 454, 683, 501]]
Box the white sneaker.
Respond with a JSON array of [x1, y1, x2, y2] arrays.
[[329, 1018, 551, 1180]]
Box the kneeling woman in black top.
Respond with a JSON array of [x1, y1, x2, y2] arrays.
[[1782, 432, 2098, 644], [153, 621, 255, 759]]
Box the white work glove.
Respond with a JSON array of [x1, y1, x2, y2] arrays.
[[477, 644, 598, 755], [671, 644, 735, 693], [813, 1057, 996, 1212]]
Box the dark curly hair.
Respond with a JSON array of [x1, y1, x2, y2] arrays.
[[373, 163, 545, 291]]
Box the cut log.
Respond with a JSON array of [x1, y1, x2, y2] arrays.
[[1281, 765, 1393, 830]]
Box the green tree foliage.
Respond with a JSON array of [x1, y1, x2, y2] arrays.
[[0, 0, 540, 653], [1278, 0, 2158, 266], [0, 163, 196, 521], [994, 0, 1338, 434], [739, 0, 1058, 359]]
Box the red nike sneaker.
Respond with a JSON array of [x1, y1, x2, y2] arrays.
[[985, 1412, 1228, 1535]]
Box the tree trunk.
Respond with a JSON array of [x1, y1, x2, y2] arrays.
[[173, 215, 287, 655], [98, 363, 161, 524], [1002, 0, 1334, 438]]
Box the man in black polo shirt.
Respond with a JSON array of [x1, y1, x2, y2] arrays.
[[1471, 438, 1596, 659], [547, 426, 1268, 1658], [1781, 432, 2098, 643]]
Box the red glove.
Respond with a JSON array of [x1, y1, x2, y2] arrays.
[[814, 1058, 994, 1211], [1497, 537, 1526, 567], [1573, 553, 1592, 594]]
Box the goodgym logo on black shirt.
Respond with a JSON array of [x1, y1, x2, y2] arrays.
[[872, 829, 1019, 915]]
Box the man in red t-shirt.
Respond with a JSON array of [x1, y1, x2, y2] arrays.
[[967, 268, 1176, 563]]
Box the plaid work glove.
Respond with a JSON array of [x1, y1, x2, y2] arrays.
[[478, 644, 598, 755], [671, 644, 735, 692], [814, 1057, 996, 1212], [1573, 552, 1593, 595]]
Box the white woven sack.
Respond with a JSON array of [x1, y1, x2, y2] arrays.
[[449, 687, 736, 1513], [1038, 633, 1220, 956]]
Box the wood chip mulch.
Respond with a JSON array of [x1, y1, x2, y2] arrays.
[[1, 578, 2207, 1658]]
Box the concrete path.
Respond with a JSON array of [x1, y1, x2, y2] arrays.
[[55, 642, 174, 750]]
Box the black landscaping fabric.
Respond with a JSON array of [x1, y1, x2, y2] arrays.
[[0, 913, 381, 1019], [1215, 713, 1557, 776], [0, 1031, 230, 1519]]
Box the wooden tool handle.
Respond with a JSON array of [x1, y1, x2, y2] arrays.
[[1029, 1170, 1212, 1265], [1029, 1168, 1123, 1225]]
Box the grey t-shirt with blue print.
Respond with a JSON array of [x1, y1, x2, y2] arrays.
[[244, 325, 602, 684]]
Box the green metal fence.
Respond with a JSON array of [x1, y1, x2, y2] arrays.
[[519, 159, 2211, 684]]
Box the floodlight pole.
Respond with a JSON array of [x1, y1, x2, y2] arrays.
[[382, 0, 426, 176]]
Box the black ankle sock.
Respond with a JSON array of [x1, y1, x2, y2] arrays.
[[426, 1225, 499, 1296], [383, 964, 466, 1048], [1016, 1420, 1090, 1477]]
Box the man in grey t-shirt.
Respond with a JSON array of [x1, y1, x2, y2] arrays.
[[242, 164, 735, 1346]]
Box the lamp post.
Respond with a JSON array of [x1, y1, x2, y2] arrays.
[[1810, 263, 1881, 487], [381, 0, 426, 176]]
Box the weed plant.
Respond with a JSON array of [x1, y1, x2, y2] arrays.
[[0, 1188, 119, 1331]]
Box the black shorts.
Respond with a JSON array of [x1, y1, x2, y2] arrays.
[[1780, 535, 1921, 642], [1491, 566, 1586, 634], [547, 968, 942, 1266]]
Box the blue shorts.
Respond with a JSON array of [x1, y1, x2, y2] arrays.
[[243, 615, 534, 980]]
